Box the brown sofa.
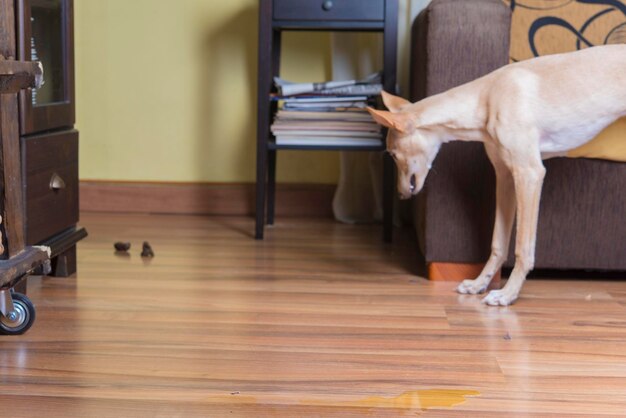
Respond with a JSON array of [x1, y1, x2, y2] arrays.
[[410, 0, 626, 278]]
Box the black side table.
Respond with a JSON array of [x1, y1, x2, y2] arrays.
[[255, 0, 398, 241]]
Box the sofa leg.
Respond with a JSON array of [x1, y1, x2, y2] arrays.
[[428, 262, 501, 287]]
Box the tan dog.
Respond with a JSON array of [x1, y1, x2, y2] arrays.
[[368, 45, 626, 306]]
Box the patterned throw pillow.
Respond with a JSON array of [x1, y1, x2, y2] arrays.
[[503, 0, 626, 162], [504, 0, 626, 61]]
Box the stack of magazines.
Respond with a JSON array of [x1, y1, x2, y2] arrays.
[[270, 73, 384, 147]]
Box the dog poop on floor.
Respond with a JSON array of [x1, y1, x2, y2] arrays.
[[141, 241, 155, 258], [114, 242, 131, 252]]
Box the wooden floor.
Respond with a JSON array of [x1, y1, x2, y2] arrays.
[[2, 213, 626, 417]]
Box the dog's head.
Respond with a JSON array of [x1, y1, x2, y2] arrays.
[[367, 92, 440, 199]]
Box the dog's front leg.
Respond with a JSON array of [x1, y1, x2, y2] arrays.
[[483, 160, 546, 306], [457, 150, 516, 295]]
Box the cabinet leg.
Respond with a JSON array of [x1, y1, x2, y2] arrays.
[[267, 150, 277, 225], [382, 152, 394, 243], [50, 246, 77, 277], [14, 279, 27, 295]]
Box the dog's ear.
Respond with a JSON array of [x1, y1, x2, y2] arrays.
[[381, 91, 411, 113], [367, 107, 415, 134]]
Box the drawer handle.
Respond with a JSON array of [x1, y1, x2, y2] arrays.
[[322, 1, 333, 11], [49, 173, 66, 191]]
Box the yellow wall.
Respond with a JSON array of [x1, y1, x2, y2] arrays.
[[75, 0, 339, 183]]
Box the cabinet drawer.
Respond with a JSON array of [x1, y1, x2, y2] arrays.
[[22, 130, 79, 244], [273, 0, 385, 21]]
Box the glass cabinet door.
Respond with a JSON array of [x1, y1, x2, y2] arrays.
[[31, 0, 66, 106], [19, 0, 75, 134]]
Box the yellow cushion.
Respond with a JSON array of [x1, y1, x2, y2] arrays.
[[507, 0, 626, 162], [567, 118, 626, 162]]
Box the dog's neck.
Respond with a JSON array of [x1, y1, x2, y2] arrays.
[[408, 86, 490, 143]]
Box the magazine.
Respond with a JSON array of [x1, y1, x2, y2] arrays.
[[274, 72, 381, 97]]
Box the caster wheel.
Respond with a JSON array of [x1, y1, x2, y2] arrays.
[[0, 293, 35, 335]]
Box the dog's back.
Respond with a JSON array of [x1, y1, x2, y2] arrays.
[[485, 45, 626, 154]]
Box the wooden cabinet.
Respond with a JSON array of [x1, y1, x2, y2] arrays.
[[15, 0, 85, 276], [22, 130, 79, 245]]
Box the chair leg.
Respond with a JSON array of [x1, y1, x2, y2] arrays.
[[267, 150, 277, 225], [382, 152, 394, 243]]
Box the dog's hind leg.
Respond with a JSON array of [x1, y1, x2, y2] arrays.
[[483, 145, 546, 306], [457, 143, 516, 295]]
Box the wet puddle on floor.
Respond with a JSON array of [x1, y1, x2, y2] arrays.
[[303, 389, 480, 413], [210, 389, 479, 414]]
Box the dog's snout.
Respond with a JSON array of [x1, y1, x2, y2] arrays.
[[409, 174, 416, 193]]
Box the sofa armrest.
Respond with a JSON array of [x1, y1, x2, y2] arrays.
[[409, 0, 512, 265]]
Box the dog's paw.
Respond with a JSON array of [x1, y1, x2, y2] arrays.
[[482, 289, 517, 306], [456, 279, 488, 295]]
